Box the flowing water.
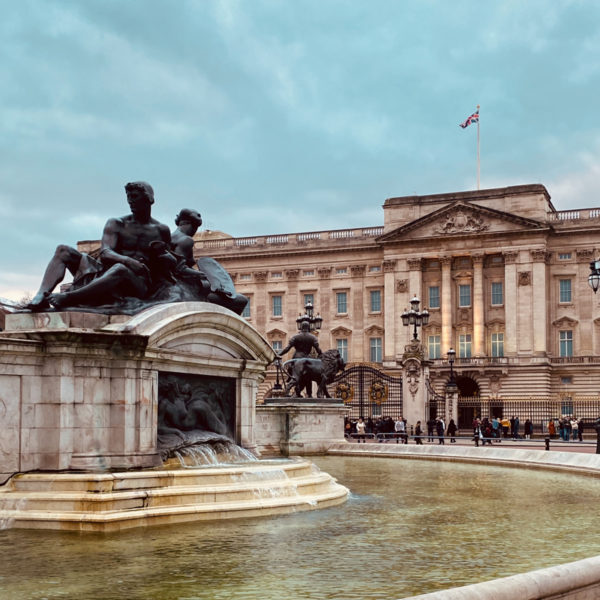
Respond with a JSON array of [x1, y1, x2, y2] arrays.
[[1, 455, 600, 599]]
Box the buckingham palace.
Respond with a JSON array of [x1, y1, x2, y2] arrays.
[[188, 183, 600, 427]]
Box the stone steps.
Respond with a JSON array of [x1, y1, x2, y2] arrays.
[[0, 459, 349, 532]]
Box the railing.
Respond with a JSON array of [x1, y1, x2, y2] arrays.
[[549, 208, 600, 221], [195, 226, 384, 251]]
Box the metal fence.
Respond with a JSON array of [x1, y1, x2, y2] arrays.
[[457, 396, 600, 432], [329, 363, 403, 420]]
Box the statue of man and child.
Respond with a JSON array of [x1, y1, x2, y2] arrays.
[[24, 181, 247, 315]]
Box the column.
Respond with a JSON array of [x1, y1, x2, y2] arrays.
[[441, 256, 453, 351], [253, 271, 269, 333], [531, 249, 549, 356], [577, 249, 595, 355], [472, 254, 484, 356], [503, 252, 518, 355], [317, 267, 332, 349], [382, 259, 397, 361]]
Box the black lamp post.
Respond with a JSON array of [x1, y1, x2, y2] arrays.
[[272, 355, 283, 391], [447, 348, 456, 383], [401, 295, 430, 341], [296, 300, 323, 332], [589, 260, 600, 294]]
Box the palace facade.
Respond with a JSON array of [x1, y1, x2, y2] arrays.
[[193, 184, 600, 423]]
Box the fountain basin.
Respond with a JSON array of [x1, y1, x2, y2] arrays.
[[0, 458, 349, 532]]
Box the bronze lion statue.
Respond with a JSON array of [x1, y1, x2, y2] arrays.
[[284, 349, 346, 398]]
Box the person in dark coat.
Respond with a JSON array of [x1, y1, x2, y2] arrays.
[[415, 420, 423, 445], [436, 418, 445, 444], [447, 419, 458, 443]]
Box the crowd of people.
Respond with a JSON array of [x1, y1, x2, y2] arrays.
[[345, 414, 588, 445]]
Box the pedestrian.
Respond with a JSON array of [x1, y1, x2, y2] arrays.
[[578, 419, 584, 442], [513, 416, 520, 439], [415, 420, 423, 445], [570, 418, 579, 441], [548, 419, 556, 439], [492, 416, 501, 442], [436, 418, 445, 445], [524, 419, 533, 439], [394, 417, 405, 444], [447, 419, 458, 443], [356, 417, 366, 443], [564, 418, 572, 442], [427, 418, 436, 442], [501, 416, 510, 438]]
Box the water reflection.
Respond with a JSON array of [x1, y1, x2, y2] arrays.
[[1, 456, 600, 599]]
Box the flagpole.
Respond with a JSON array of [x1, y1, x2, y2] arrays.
[[476, 104, 480, 190]]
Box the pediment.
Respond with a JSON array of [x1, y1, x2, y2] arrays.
[[552, 316, 578, 328], [331, 326, 353, 336], [267, 328, 287, 338], [364, 325, 384, 336], [377, 201, 547, 243]]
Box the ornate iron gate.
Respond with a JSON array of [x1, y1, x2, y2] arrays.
[[328, 364, 403, 419]]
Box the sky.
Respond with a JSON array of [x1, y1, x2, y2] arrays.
[[2, 0, 600, 301]]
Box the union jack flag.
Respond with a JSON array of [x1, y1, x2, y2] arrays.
[[459, 109, 479, 129]]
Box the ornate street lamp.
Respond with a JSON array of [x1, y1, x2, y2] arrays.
[[447, 348, 456, 385], [296, 300, 323, 332], [589, 260, 600, 294], [401, 295, 430, 341]]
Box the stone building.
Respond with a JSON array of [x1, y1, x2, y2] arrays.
[[194, 184, 600, 427]]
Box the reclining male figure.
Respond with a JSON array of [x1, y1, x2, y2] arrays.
[[26, 181, 173, 310]]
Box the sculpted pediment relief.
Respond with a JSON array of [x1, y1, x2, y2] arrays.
[[267, 328, 287, 338], [552, 316, 578, 328], [377, 200, 547, 243], [364, 325, 384, 336], [331, 326, 352, 336]]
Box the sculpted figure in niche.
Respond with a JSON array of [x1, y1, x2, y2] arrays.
[[26, 182, 175, 311]]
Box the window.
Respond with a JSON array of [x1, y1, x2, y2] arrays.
[[336, 268, 347, 275], [491, 332, 504, 357], [240, 273, 252, 281], [370, 337, 382, 363], [336, 339, 348, 362], [272, 295, 282, 317], [459, 284, 471, 307], [370, 290, 381, 312], [336, 292, 348, 314], [302, 270, 314, 276], [491, 282, 503, 306], [428, 286, 440, 309], [428, 335, 441, 359], [558, 253, 572, 260], [271, 272, 282, 279], [559, 279, 572, 303], [369, 266, 381, 272], [459, 334, 472, 358], [303, 293, 314, 307], [559, 330, 573, 357], [242, 298, 251, 318], [272, 340, 282, 352], [561, 376, 573, 385]]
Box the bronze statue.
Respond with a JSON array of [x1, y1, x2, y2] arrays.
[[26, 182, 175, 311], [23, 184, 248, 315], [279, 321, 322, 360], [283, 349, 345, 398], [170, 208, 248, 315]]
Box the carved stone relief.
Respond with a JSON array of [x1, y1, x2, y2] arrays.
[[518, 271, 531, 286], [435, 209, 490, 235], [383, 260, 396, 273], [397, 279, 408, 293]]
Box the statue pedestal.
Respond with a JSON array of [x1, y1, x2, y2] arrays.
[[257, 398, 346, 456], [0, 303, 274, 482]]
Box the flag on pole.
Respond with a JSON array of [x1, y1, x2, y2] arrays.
[[459, 109, 479, 129]]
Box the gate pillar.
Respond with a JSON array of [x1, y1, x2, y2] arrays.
[[400, 340, 428, 428], [445, 383, 459, 426]]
